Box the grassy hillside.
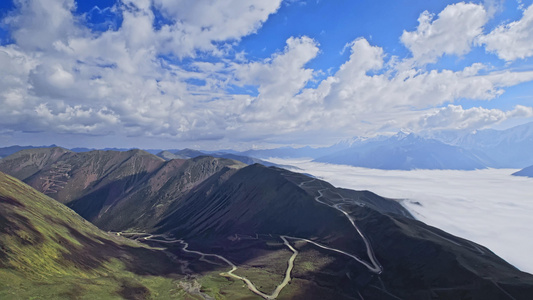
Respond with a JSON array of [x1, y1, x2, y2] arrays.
[[0, 171, 191, 299]]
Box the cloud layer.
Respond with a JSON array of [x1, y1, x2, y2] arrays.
[[1, 1, 533, 148]]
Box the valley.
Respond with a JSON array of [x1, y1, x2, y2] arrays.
[[113, 172, 392, 299], [1, 148, 533, 299], [114, 231, 368, 299]]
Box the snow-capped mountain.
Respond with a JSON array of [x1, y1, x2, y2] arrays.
[[429, 122, 533, 168], [314, 132, 486, 170]]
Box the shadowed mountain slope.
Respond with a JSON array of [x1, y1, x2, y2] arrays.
[[80, 155, 246, 230], [156, 165, 387, 249], [155, 164, 533, 299], [0, 171, 191, 299]]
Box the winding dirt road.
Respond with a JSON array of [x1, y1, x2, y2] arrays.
[[113, 175, 383, 298], [116, 232, 298, 299], [298, 178, 383, 274]]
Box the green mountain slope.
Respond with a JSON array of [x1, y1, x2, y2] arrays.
[[0, 171, 191, 299]]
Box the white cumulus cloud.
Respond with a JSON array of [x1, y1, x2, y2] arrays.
[[479, 3, 533, 61], [154, 0, 282, 57], [234, 36, 319, 116], [0, 0, 533, 148], [401, 2, 488, 65]]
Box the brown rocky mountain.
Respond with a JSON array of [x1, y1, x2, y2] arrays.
[[0, 148, 246, 231]]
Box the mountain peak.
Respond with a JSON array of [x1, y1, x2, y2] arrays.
[[391, 131, 417, 141]]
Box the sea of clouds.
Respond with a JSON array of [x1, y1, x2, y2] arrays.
[[268, 158, 533, 275]]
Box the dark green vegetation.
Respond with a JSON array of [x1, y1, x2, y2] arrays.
[[1, 148, 533, 299]]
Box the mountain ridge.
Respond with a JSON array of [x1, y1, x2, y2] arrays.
[[0, 148, 247, 232], [427, 121, 533, 168]]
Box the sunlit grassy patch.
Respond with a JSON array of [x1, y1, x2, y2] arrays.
[[0, 172, 188, 299]]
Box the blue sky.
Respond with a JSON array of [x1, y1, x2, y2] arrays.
[[1, 0, 533, 149]]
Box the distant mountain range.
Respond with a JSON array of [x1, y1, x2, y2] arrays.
[[313, 132, 486, 170], [1, 121, 532, 170], [240, 145, 343, 160], [157, 148, 206, 159], [428, 122, 533, 168], [238, 122, 533, 170], [1, 148, 532, 299], [0, 144, 58, 159]]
